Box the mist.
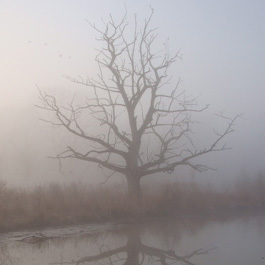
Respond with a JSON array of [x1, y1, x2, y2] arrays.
[[1, 0, 265, 189]]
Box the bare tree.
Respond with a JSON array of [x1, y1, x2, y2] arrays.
[[38, 9, 239, 198]]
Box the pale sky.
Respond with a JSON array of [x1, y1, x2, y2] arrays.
[[0, 0, 265, 187]]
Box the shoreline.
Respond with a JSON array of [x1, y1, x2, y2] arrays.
[[1, 207, 264, 234]]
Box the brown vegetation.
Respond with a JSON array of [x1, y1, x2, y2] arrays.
[[0, 174, 265, 232]]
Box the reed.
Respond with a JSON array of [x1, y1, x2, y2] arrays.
[[0, 174, 265, 232]]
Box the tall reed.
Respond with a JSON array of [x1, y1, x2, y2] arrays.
[[0, 174, 265, 232]]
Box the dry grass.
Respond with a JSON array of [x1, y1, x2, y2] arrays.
[[0, 174, 265, 232]]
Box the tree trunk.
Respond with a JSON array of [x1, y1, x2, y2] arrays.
[[126, 139, 142, 199], [126, 174, 142, 200]]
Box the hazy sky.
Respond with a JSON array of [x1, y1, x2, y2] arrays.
[[0, 0, 265, 187]]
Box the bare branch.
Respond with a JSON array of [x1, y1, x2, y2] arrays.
[[38, 9, 240, 197]]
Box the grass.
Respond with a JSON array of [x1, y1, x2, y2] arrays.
[[0, 174, 265, 232]]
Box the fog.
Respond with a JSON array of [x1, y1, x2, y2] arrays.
[[1, 0, 265, 188]]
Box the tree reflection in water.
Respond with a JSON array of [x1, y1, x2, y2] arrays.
[[51, 227, 214, 265]]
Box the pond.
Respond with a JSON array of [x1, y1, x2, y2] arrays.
[[1, 215, 265, 265]]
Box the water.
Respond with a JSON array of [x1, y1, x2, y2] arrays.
[[1, 216, 265, 265]]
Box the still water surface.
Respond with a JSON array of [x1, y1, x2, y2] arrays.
[[1, 216, 265, 265]]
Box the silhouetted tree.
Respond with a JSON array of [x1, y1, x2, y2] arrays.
[[38, 9, 239, 198]]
